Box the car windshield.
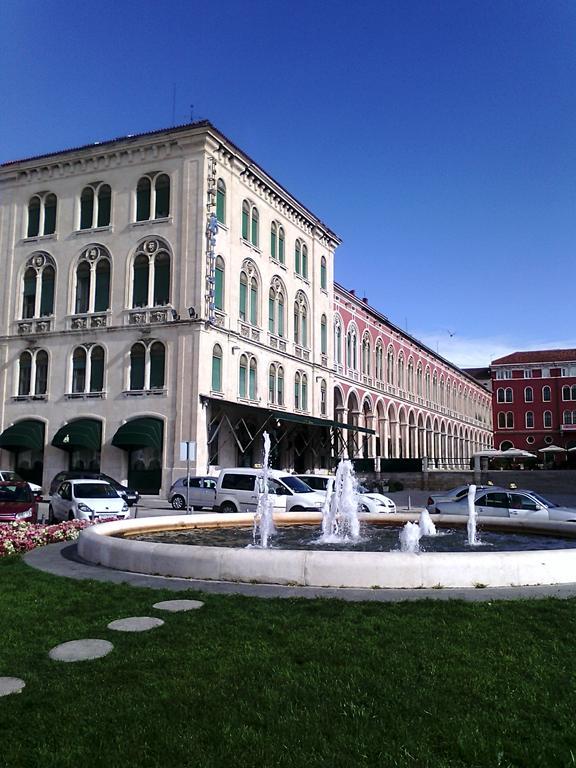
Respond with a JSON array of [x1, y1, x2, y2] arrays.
[[1, 471, 20, 482], [0, 485, 31, 502], [74, 483, 119, 499], [529, 492, 557, 508], [280, 476, 315, 493]]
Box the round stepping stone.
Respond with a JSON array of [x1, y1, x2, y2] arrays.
[[0, 677, 25, 697], [107, 616, 164, 632], [49, 639, 113, 662], [152, 599, 205, 612]]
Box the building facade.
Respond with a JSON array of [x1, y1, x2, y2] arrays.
[[0, 121, 492, 495], [491, 349, 576, 455], [333, 286, 493, 468]]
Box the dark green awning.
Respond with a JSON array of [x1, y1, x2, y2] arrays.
[[0, 419, 45, 452], [51, 419, 102, 452], [272, 410, 375, 435], [111, 418, 163, 451]]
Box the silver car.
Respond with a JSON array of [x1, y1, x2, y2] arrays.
[[433, 487, 576, 522], [169, 476, 217, 511], [295, 475, 397, 513], [426, 485, 491, 513]]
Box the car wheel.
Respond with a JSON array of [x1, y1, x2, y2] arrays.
[[291, 506, 303, 512], [48, 505, 56, 524], [171, 495, 186, 511], [220, 501, 237, 515]]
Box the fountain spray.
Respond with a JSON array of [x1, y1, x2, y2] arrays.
[[253, 432, 276, 547], [467, 484, 479, 546]]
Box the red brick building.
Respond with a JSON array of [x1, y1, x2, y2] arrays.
[[491, 349, 576, 457]]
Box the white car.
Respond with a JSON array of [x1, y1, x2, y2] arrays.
[[295, 475, 397, 513], [48, 479, 130, 523]]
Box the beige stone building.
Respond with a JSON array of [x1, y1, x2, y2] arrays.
[[0, 121, 342, 494]]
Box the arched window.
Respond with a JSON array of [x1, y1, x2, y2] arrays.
[[375, 343, 384, 380], [362, 334, 371, 375], [132, 239, 171, 308], [278, 226, 285, 264], [524, 387, 533, 403], [294, 239, 308, 278], [416, 365, 423, 396], [506, 412, 514, 428], [387, 347, 395, 385], [129, 342, 165, 391], [562, 385, 576, 401], [136, 173, 170, 221], [525, 411, 534, 428], [239, 354, 248, 398], [271, 222, 278, 259], [320, 256, 327, 290], [294, 371, 308, 411], [320, 379, 327, 415], [321, 315, 328, 356], [398, 354, 405, 390], [80, 184, 111, 229], [250, 207, 259, 247], [543, 410, 552, 428], [542, 386, 551, 402], [242, 201, 250, 240], [74, 246, 111, 315], [268, 279, 285, 337], [301, 373, 308, 411], [268, 363, 284, 405], [27, 193, 57, 237], [21, 253, 55, 318], [497, 388, 505, 403], [211, 345, 222, 392], [249, 357, 257, 400], [70, 345, 105, 394], [294, 292, 308, 347], [18, 349, 49, 397], [214, 257, 225, 311], [294, 371, 301, 410], [216, 179, 226, 224], [35, 350, 48, 395], [407, 359, 414, 392], [18, 351, 32, 396], [239, 262, 259, 325], [334, 319, 342, 365]]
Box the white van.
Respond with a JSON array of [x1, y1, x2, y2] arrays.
[[214, 468, 326, 515]]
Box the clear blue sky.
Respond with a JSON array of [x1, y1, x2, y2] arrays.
[[2, 0, 575, 367]]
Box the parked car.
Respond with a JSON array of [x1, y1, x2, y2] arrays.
[[214, 468, 326, 514], [48, 471, 140, 506], [0, 470, 42, 495], [48, 479, 130, 523], [169, 476, 217, 510], [0, 481, 39, 524], [432, 486, 576, 522], [426, 484, 491, 513], [295, 474, 397, 513]]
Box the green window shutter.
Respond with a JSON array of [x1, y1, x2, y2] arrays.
[[239, 360, 247, 397], [97, 185, 111, 227], [89, 347, 104, 392], [295, 243, 301, 274], [80, 188, 94, 229], [155, 175, 170, 218], [278, 299, 284, 338], [249, 364, 256, 400], [18, 353, 32, 396], [214, 266, 223, 310], [320, 259, 327, 289], [216, 182, 225, 224], [35, 351, 48, 395], [40, 266, 55, 316], [72, 349, 87, 393], [242, 203, 249, 240], [75, 262, 90, 314], [251, 209, 259, 246], [302, 315, 307, 347], [28, 198, 40, 237], [133, 256, 149, 307], [302, 246, 308, 279], [44, 195, 57, 235], [269, 369, 275, 402], [302, 379, 308, 411], [277, 371, 284, 405], [150, 343, 165, 388], [239, 277, 247, 319], [279, 231, 285, 263], [212, 352, 222, 392], [153, 253, 170, 306], [294, 377, 300, 409], [95, 261, 110, 312], [130, 345, 145, 390], [136, 178, 151, 221], [250, 284, 257, 324], [268, 296, 275, 333], [321, 321, 327, 354], [23, 269, 36, 318]]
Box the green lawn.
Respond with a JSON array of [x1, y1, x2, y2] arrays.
[[2, 554, 576, 768]]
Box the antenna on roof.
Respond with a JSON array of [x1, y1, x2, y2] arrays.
[[190, 104, 194, 122]]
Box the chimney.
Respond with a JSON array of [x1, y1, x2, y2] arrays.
[[349, 289, 356, 296]]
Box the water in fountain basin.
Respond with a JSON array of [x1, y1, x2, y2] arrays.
[[399, 521, 421, 553], [253, 431, 276, 547], [467, 484, 479, 546], [321, 458, 360, 542], [419, 509, 437, 537]]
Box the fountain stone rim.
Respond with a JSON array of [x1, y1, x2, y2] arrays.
[[76, 512, 576, 590]]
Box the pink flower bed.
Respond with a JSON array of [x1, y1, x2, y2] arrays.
[[0, 520, 96, 557]]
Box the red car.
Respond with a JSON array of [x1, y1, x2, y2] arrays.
[[0, 482, 39, 524]]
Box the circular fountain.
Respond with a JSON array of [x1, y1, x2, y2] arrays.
[[77, 436, 576, 591]]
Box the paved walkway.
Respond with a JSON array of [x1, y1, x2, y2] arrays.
[[23, 539, 576, 603]]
